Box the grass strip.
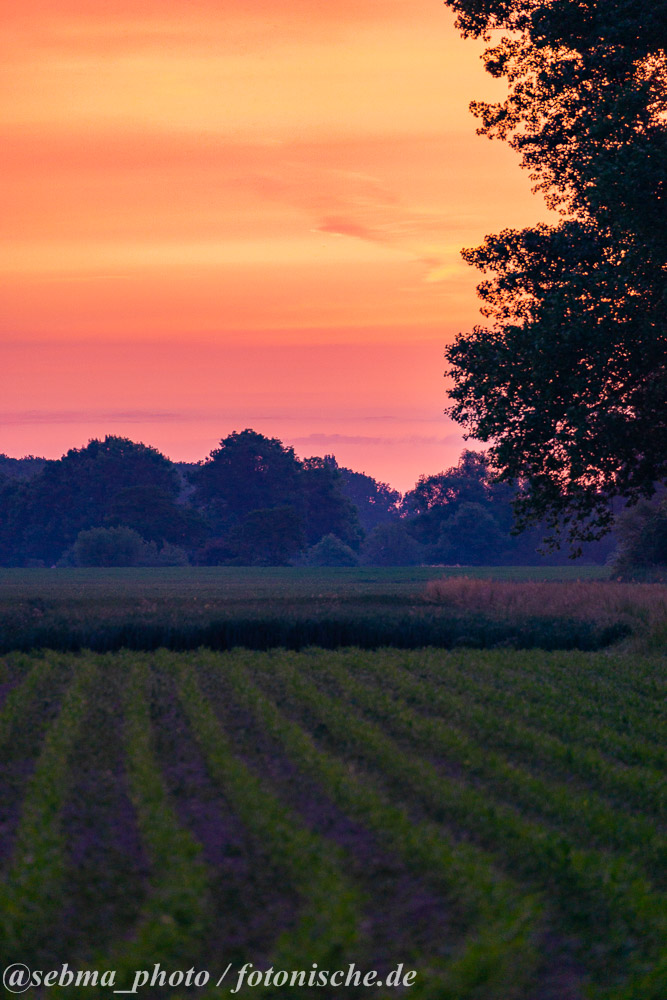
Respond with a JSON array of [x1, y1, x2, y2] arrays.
[[173, 653, 363, 1000], [222, 651, 541, 1000], [260, 653, 665, 992], [0, 655, 95, 963]]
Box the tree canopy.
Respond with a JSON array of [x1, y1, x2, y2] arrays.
[[443, 0, 667, 546], [189, 431, 362, 563], [190, 429, 302, 531], [0, 436, 180, 565]]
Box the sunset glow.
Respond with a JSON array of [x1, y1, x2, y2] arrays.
[[2, 0, 549, 490]]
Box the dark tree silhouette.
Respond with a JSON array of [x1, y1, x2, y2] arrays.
[[190, 429, 302, 532], [299, 456, 363, 549], [107, 485, 208, 547], [443, 0, 667, 546], [232, 506, 306, 566], [0, 436, 179, 565], [338, 466, 402, 533]]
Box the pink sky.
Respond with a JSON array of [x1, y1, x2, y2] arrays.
[[1, 0, 549, 491]]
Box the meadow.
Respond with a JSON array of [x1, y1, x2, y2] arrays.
[[0, 565, 629, 654], [0, 567, 665, 998]]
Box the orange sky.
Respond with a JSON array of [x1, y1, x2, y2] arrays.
[[1, 0, 548, 491]]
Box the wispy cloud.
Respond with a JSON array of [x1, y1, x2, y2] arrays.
[[292, 432, 463, 447], [0, 410, 185, 425]]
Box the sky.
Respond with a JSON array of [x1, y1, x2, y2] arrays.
[[1, 0, 548, 492]]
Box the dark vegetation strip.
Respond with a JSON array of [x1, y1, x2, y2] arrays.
[[221, 651, 541, 1000], [194, 657, 461, 976], [255, 653, 666, 994], [306, 652, 665, 883], [0, 657, 96, 965], [147, 662, 300, 968], [0, 611, 630, 654], [172, 654, 364, 1000]]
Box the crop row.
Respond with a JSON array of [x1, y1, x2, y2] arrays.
[[0, 648, 664, 1000], [294, 652, 665, 876], [0, 656, 97, 962], [416, 649, 667, 770], [351, 649, 666, 819], [238, 653, 664, 989], [214, 651, 540, 1000]]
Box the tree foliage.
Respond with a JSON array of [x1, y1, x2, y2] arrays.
[[0, 437, 180, 565], [299, 456, 363, 549], [443, 0, 667, 545], [190, 429, 302, 532], [303, 533, 360, 567], [71, 526, 148, 567], [361, 522, 425, 567], [337, 467, 402, 533], [190, 432, 362, 558], [611, 492, 667, 577]]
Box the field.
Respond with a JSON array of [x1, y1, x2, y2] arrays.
[[0, 567, 665, 998], [0, 565, 632, 654]]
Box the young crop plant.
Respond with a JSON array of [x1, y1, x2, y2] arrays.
[[253, 653, 666, 996], [42, 653, 214, 1000], [425, 649, 667, 770], [306, 654, 665, 876], [98, 655, 212, 983], [218, 651, 541, 1000], [0, 655, 97, 964], [0, 654, 53, 750], [377, 651, 666, 821], [173, 653, 364, 1000]]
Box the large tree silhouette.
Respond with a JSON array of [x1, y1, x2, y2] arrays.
[[443, 0, 667, 545]]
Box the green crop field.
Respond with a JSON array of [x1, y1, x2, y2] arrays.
[[0, 644, 665, 999], [0, 568, 665, 997]]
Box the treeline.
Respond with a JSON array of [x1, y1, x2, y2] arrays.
[[0, 431, 617, 568]]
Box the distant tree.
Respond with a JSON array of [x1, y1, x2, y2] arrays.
[[70, 525, 189, 567], [0, 436, 180, 565], [443, 0, 667, 547], [431, 502, 507, 565], [361, 522, 425, 567], [108, 485, 208, 547], [611, 494, 667, 578], [404, 451, 491, 516], [190, 430, 302, 532], [404, 451, 515, 546], [303, 533, 359, 567], [193, 537, 239, 566], [72, 526, 147, 567], [232, 507, 306, 566], [299, 456, 363, 549], [0, 455, 47, 482], [338, 466, 401, 533]]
